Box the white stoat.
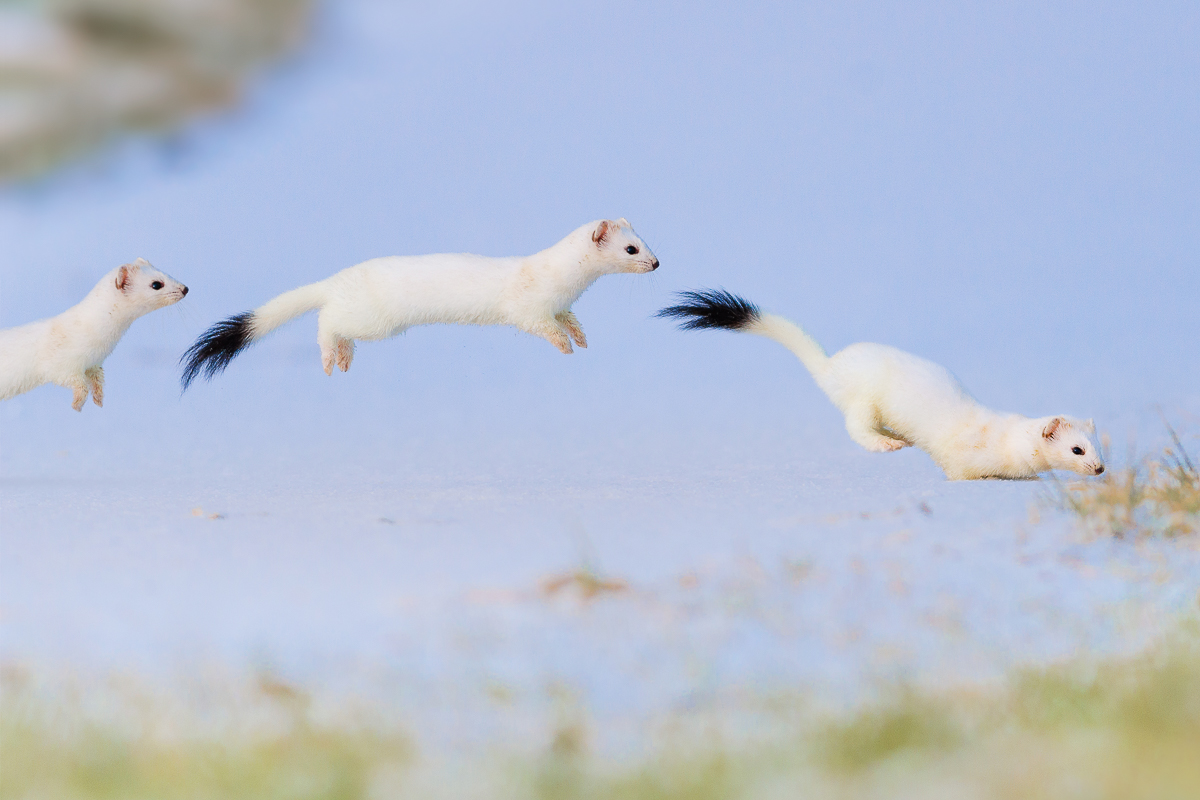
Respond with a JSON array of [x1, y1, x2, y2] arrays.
[[660, 290, 1105, 480], [0, 259, 189, 411], [181, 218, 659, 388]]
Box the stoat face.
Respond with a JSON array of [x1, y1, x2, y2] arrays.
[[590, 218, 660, 274], [1041, 416, 1105, 476], [116, 258, 189, 311]]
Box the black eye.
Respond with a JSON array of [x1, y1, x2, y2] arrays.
[[625, 245, 638, 255], [1072, 446, 1084, 455], [151, 281, 164, 290]]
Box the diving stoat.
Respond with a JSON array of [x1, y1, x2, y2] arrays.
[[0, 259, 189, 411], [659, 290, 1105, 480], [181, 218, 659, 389]]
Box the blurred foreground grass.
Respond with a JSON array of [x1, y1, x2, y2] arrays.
[[0, 0, 313, 181], [4, 623, 1200, 799]]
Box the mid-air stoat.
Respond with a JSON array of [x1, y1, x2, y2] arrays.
[[181, 219, 658, 388], [659, 290, 1104, 480], [0, 259, 189, 411]]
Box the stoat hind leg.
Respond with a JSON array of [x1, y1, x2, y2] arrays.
[[319, 337, 356, 375], [317, 316, 355, 375], [844, 403, 909, 452], [523, 319, 574, 354], [335, 339, 355, 372], [85, 366, 104, 407], [555, 311, 587, 348]]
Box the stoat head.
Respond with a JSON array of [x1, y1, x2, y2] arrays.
[[588, 218, 659, 274], [1039, 416, 1105, 476], [114, 258, 189, 311]]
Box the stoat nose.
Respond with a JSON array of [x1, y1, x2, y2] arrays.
[[650, 258, 660, 270], [1095, 465, 1105, 475], [181, 286, 189, 296]]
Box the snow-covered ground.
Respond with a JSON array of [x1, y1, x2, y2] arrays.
[[2, 0, 1198, 753]]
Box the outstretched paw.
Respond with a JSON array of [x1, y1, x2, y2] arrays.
[[526, 321, 574, 354], [86, 367, 104, 407], [336, 339, 355, 372], [860, 436, 908, 453], [71, 384, 87, 412], [551, 335, 574, 354], [556, 312, 587, 348]]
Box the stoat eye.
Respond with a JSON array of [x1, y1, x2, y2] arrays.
[[151, 281, 164, 290], [625, 245, 638, 255], [1071, 446, 1084, 455]]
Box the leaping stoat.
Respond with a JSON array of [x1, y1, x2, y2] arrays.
[[0, 259, 188, 411], [181, 219, 659, 389], [659, 290, 1104, 480]]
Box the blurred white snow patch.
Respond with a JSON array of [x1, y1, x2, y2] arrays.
[[0, 0, 313, 181]]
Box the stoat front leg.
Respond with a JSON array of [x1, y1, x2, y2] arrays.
[[524, 319, 574, 354], [844, 403, 910, 452], [85, 366, 104, 407], [67, 377, 89, 412], [555, 311, 587, 348]]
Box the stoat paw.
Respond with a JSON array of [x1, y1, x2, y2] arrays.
[[557, 313, 587, 347], [546, 328, 574, 354], [87, 368, 104, 407], [71, 387, 87, 412], [862, 437, 906, 453], [336, 340, 354, 372], [321, 351, 335, 376]]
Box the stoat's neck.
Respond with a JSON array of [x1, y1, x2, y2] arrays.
[[520, 235, 605, 305], [67, 279, 141, 355], [998, 415, 1049, 478]]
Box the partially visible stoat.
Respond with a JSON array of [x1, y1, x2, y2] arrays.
[[0, 259, 189, 411], [181, 219, 659, 388], [659, 290, 1104, 480]]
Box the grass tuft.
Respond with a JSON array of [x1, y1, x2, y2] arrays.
[[1050, 423, 1199, 538]]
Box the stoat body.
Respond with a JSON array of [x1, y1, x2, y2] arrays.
[[660, 290, 1104, 480], [0, 259, 188, 411], [182, 219, 658, 388]]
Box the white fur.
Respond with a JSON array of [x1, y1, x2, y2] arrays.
[[0, 259, 188, 410], [240, 219, 657, 374], [749, 312, 1105, 480]]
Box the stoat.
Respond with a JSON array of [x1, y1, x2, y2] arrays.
[[659, 290, 1104, 480], [0, 259, 188, 411], [181, 218, 658, 388]]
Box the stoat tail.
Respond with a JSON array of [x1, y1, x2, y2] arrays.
[[180, 280, 329, 390], [657, 289, 830, 377]]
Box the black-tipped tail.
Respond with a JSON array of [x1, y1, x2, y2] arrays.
[[656, 289, 761, 331], [180, 312, 255, 391]]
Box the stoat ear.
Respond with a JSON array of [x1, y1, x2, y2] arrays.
[[115, 265, 130, 291], [591, 220, 612, 244], [1084, 418, 1096, 434], [616, 217, 629, 227], [132, 257, 150, 267], [1042, 416, 1066, 440]]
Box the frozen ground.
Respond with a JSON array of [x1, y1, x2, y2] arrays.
[[2, 0, 1199, 753]]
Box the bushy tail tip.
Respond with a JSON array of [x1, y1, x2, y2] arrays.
[[656, 289, 761, 331], [180, 312, 255, 391]]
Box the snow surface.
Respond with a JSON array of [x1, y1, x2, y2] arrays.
[[2, 0, 1199, 751]]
